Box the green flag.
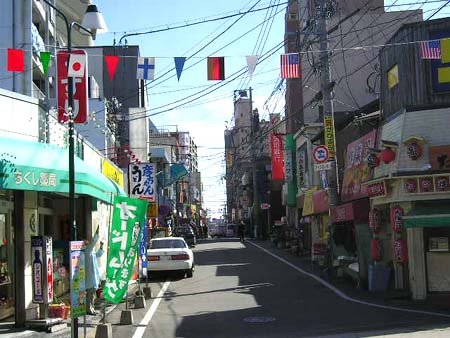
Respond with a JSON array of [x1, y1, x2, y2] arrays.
[[40, 51, 51, 74], [104, 196, 148, 304]]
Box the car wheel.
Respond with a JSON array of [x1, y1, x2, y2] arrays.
[[186, 264, 194, 278]]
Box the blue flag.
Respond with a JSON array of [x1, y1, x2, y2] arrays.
[[174, 57, 186, 81]]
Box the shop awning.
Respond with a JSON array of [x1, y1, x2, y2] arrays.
[[404, 206, 450, 228], [0, 136, 126, 203]]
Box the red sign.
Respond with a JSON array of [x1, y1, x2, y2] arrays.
[[390, 206, 404, 233], [270, 133, 284, 180], [341, 130, 377, 201], [313, 190, 329, 214], [393, 239, 408, 263], [312, 145, 329, 164], [331, 203, 354, 223], [57, 50, 88, 124], [260, 203, 270, 210], [367, 181, 387, 198]]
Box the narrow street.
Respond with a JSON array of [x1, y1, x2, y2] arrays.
[[105, 238, 450, 338]]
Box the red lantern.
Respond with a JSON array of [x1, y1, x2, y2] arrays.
[[404, 178, 418, 193], [419, 177, 434, 192], [393, 239, 408, 263], [367, 153, 380, 168], [390, 206, 404, 233], [369, 208, 383, 233], [436, 177, 449, 191], [371, 238, 382, 261], [380, 147, 396, 164]]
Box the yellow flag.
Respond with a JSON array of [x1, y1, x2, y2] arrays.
[[441, 38, 450, 64], [388, 65, 399, 89]]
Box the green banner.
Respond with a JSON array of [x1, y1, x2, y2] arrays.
[[285, 134, 297, 206], [104, 196, 148, 304]]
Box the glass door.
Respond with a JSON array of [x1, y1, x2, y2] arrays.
[[0, 212, 14, 321]]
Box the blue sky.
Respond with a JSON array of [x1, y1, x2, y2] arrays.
[[93, 0, 448, 216]]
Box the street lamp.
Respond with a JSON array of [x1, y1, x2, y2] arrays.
[[39, 1, 107, 337]]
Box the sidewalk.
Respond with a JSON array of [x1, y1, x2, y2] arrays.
[[0, 283, 140, 338], [250, 239, 450, 316]]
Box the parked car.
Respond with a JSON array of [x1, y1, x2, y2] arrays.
[[147, 237, 195, 278], [226, 223, 237, 237], [174, 224, 197, 247]]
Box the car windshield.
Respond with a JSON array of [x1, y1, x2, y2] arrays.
[[150, 239, 186, 249]]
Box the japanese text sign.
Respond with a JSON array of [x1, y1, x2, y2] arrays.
[[70, 241, 86, 318], [341, 130, 377, 201], [104, 196, 148, 304], [57, 50, 88, 124], [323, 116, 336, 158], [129, 163, 156, 202], [32, 236, 53, 304], [270, 133, 284, 180]]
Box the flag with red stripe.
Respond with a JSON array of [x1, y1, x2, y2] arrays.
[[280, 53, 301, 78], [207, 57, 225, 80]]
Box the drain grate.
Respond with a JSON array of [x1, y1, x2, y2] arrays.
[[243, 316, 276, 323]]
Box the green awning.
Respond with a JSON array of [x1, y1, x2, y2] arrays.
[[404, 205, 450, 228], [0, 136, 126, 203]]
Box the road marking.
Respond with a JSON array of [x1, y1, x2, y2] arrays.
[[132, 280, 171, 338], [248, 241, 450, 318]]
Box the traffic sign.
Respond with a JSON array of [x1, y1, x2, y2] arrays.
[[312, 145, 329, 164], [314, 162, 332, 171], [260, 203, 271, 210]]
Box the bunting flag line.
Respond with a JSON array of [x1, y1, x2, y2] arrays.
[[7, 48, 25, 72], [174, 57, 186, 81], [419, 40, 441, 59], [246, 55, 258, 79], [104, 55, 119, 81], [67, 53, 86, 77], [137, 57, 155, 80], [40, 51, 51, 75], [280, 53, 301, 78], [207, 56, 225, 80]]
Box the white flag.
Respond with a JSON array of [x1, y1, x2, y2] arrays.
[[246, 55, 258, 78], [67, 53, 86, 77], [137, 57, 155, 80]]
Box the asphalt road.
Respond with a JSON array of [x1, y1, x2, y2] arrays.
[[107, 238, 450, 338]]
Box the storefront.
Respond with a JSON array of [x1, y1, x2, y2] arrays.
[[0, 136, 126, 324]]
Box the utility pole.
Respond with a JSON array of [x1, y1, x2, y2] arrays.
[[317, 0, 338, 207], [250, 87, 260, 238]]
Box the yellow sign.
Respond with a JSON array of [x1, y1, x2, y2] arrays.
[[438, 67, 450, 84], [102, 159, 124, 188], [323, 116, 336, 158], [147, 203, 158, 218], [226, 150, 234, 168], [441, 37, 450, 64], [387, 64, 399, 89], [302, 187, 318, 216]]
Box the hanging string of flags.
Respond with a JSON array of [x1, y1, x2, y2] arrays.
[[4, 37, 450, 81]]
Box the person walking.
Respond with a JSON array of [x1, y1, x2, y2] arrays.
[[85, 227, 104, 315], [238, 221, 245, 242]]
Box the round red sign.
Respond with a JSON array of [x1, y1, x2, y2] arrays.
[[312, 146, 329, 164]]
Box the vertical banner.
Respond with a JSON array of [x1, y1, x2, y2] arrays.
[[270, 133, 285, 180], [56, 50, 89, 124], [139, 221, 148, 278], [104, 196, 148, 304], [323, 116, 336, 158], [70, 241, 86, 318], [45, 237, 53, 304], [129, 163, 156, 202], [285, 134, 298, 206], [32, 237, 44, 304]]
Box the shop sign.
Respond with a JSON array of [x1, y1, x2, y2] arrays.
[[302, 188, 316, 216], [393, 239, 408, 263], [139, 224, 148, 278], [129, 163, 156, 202], [430, 145, 450, 171], [57, 50, 88, 124], [14, 170, 57, 188], [323, 116, 336, 158], [104, 196, 148, 304], [342, 130, 377, 201], [284, 149, 294, 183], [390, 205, 404, 233], [367, 181, 387, 198], [31, 237, 44, 304], [331, 203, 354, 223], [270, 133, 284, 180], [46, 237, 53, 303], [102, 159, 124, 188], [296, 148, 306, 188], [147, 203, 158, 218], [69, 241, 86, 317], [313, 190, 329, 214]]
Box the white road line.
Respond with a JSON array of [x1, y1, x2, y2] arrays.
[[132, 280, 171, 338], [248, 240, 450, 318]]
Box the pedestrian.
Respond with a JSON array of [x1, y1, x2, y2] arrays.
[[238, 221, 245, 242], [85, 227, 104, 315]]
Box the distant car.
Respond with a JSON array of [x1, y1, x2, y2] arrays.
[[174, 225, 197, 247], [226, 224, 237, 237], [147, 237, 195, 278]]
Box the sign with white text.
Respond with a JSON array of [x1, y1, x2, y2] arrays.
[[129, 163, 156, 202], [314, 162, 332, 171]]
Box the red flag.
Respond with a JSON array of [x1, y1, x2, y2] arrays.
[[270, 133, 285, 180], [207, 57, 225, 80], [7, 48, 25, 72], [105, 55, 120, 81]]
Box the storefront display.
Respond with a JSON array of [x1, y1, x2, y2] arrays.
[[0, 200, 13, 321]]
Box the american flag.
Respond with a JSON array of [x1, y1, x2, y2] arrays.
[[419, 40, 441, 59], [280, 53, 301, 78]]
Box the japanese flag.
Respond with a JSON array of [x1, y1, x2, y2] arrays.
[[68, 53, 86, 77]]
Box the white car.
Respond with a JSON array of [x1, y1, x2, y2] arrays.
[[147, 237, 195, 278]]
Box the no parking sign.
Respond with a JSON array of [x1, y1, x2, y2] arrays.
[[312, 145, 329, 164]]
